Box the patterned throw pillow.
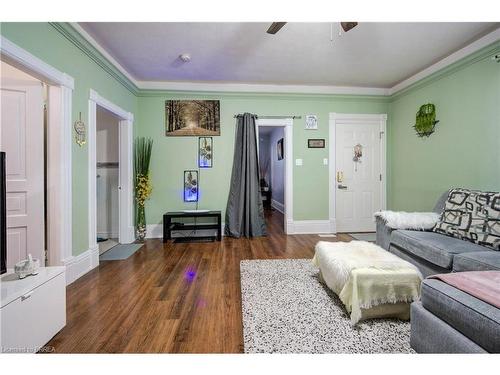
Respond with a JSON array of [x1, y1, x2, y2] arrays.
[[433, 188, 500, 250]]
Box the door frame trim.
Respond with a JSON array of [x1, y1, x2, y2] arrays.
[[255, 118, 293, 234], [328, 113, 387, 233], [1, 36, 74, 267], [88, 89, 135, 257]]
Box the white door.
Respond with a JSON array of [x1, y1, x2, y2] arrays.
[[0, 79, 45, 267], [335, 120, 382, 232]]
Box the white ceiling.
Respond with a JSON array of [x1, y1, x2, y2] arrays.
[[79, 22, 498, 88]]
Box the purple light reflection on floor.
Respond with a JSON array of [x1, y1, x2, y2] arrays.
[[184, 267, 197, 282]]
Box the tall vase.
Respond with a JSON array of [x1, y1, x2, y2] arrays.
[[136, 204, 146, 241]]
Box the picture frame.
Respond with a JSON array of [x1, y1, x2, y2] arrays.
[[184, 170, 199, 202], [198, 137, 213, 168], [308, 139, 325, 148], [277, 138, 284, 160], [305, 114, 318, 130], [165, 100, 220, 136]]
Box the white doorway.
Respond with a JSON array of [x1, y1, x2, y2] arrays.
[[88, 89, 134, 260], [0, 61, 45, 267], [96, 107, 120, 255], [255, 118, 293, 234], [329, 113, 387, 233], [258, 126, 286, 231], [2, 35, 73, 281]]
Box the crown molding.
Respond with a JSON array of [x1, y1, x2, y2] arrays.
[[49, 22, 139, 95], [136, 89, 392, 102], [136, 80, 390, 96], [69, 23, 139, 88], [61, 23, 500, 98], [389, 27, 500, 96]]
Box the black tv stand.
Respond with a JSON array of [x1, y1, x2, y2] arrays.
[[163, 210, 222, 243]]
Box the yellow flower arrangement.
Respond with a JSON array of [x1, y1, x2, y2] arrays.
[[135, 173, 152, 207], [134, 137, 153, 241]]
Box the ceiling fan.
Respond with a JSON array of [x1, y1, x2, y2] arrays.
[[266, 22, 358, 34]]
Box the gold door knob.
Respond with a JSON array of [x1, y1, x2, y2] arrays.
[[336, 171, 344, 183]]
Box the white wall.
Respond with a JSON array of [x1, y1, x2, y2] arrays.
[[96, 107, 119, 238], [269, 127, 285, 206]]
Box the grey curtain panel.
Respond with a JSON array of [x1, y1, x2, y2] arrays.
[[225, 113, 267, 238]]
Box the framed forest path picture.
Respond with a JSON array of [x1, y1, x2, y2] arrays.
[[165, 100, 220, 136]]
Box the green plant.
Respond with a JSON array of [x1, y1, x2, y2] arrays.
[[134, 137, 153, 240], [414, 103, 439, 137]]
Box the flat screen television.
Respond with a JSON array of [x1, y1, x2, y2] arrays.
[[1, 151, 6, 275]]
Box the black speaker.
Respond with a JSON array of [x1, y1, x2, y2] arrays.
[[1, 152, 6, 275]]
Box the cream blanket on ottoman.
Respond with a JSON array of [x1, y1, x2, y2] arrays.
[[312, 241, 422, 325]]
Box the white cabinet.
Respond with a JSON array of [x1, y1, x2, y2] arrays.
[[1, 267, 66, 353]]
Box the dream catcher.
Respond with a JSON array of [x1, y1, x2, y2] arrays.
[[74, 112, 86, 147], [353, 143, 362, 171]]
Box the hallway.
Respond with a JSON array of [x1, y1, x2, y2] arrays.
[[263, 207, 285, 236]]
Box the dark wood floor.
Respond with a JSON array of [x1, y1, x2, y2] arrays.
[[47, 210, 352, 353]]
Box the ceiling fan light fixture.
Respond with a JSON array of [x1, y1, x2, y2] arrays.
[[340, 22, 358, 32], [267, 22, 287, 34]]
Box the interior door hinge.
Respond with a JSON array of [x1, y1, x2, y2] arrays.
[[379, 131, 384, 139], [379, 174, 382, 181]]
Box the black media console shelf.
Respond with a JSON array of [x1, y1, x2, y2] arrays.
[[163, 210, 222, 243]]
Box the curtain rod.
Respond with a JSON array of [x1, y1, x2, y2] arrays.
[[233, 115, 302, 119]]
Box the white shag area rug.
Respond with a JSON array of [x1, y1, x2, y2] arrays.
[[241, 259, 415, 354]]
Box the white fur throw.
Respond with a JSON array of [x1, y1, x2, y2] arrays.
[[312, 241, 422, 324], [374, 211, 440, 230]]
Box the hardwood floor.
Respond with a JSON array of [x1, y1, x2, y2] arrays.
[[47, 210, 352, 353]]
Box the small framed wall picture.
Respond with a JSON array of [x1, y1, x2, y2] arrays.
[[277, 138, 284, 160], [184, 170, 199, 202], [308, 139, 325, 148], [305, 114, 318, 130], [198, 137, 213, 168]]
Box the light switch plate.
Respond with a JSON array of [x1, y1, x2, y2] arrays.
[[323, 158, 328, 165], [295, 159, 303, 166]]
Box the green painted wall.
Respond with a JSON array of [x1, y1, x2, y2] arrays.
[[388, 48, 500, 211], [136, 93, 388, 226], [0, 23, 137, 256], [1, 22, 498, 253]]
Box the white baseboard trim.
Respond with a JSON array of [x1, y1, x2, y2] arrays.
[[126, 225, 136, 243], [287, 220, 335, 235], [146, 224, 163, 239], [146, 223, 226, 239], [63, 246, 99, 285], [329, 219, 337, 234], [271, 199, 285, 214]]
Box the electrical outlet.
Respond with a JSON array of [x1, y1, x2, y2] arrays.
[[323, 158, 328, 165], [295, 159, 303, 166]]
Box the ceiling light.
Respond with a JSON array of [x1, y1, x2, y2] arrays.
[[179, 54, 191, 62]]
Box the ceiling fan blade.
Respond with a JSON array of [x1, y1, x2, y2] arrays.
[[267, 22, 287, 34], [340, 22, 358, 32]]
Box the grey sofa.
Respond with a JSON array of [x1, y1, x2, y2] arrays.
[[376, 191, 500, 277], [376, 190, 500, 353], [411, 279, 500, 353]]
